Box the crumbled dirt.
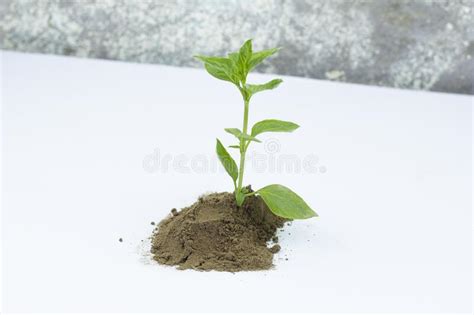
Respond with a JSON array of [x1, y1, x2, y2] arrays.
[[150, 190, 287, 272], [269, 244, 281, 254]]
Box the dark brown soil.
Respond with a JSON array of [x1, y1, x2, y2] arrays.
[[150, 190, 286, 272]]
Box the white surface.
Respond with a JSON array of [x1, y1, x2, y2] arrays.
[[1, 51, 472, 313]]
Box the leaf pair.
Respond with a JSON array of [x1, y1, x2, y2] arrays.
[[195, 40, 280, 94], [216, 119, 300, 186], [225, 128, 260, 143]]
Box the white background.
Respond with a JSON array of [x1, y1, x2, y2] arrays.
[[1, 51, 472, 313]]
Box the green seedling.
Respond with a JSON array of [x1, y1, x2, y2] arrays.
[[195, 39, 317, 219]]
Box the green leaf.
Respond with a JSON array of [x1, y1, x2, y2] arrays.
[[226, 39, 253, 83], [251, 119, 299, 137], [195, 55, 238, 83], [227, 52, 242, 80], [257, 184, 317, 219], [216, 139, 238, 183], [228, 145, 240, 149], [228, 52, 239, 64], [249, 47, 280, 70], [225, 128, 261, 142], [238, 39, 252, 80], [204, 63, 233, 82], [246, 79, 283, 96], [194, 55, 232, 68], [239, 39, 253, 62]]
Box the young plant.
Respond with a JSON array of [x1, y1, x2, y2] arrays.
[[195, 40, 317, 219]]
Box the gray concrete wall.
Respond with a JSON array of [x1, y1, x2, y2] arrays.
[[1, 0, 473, 95]]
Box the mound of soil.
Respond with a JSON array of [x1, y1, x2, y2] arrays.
[[150, 190, 286, 272]]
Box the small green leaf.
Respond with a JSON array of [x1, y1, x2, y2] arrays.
[[249, 47, 280, 70], [204, 63, 233, 82], [194, 55, 232, 68], [238, 39, 252, 80], [195, 55, 238, 84], [239, 39, 253, 62], [228, 145, 240, 149], [226, 39, 253, 83], [251, 119, 299, 137], [216, 139, 238, 183], [246, 79, 283, 96], [257, 184, 317, 219], [228, 52, 242, 80], [225, 128, 261, 142]]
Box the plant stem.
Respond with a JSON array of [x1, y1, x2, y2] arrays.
[[237, 99, 249, 193]]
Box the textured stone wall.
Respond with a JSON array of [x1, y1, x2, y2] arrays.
[[1, 0, 473, 94]]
